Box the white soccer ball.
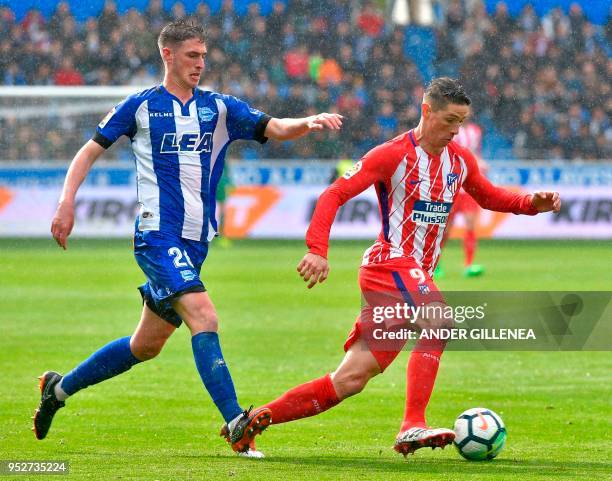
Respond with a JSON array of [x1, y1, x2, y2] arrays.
[[453, 407, 507, 461]]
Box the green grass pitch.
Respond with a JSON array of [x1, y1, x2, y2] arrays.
[[1, 238, 611, 481]]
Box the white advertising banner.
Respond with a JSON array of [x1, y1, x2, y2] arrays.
[[222, 185, 612, 240], [0, 186, 138, 237], [0, 185, 610, 239]]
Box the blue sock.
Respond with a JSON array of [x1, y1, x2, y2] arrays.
[[60, 336, 142, 396], [191, 332, 243, 423]]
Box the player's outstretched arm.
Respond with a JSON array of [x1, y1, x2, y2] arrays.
[[461, 147, 561, 215], [51, 140, 106, 250], [297, 253, 330, 289], [466, 171, 562, 215], [264, 113, 343, 141]]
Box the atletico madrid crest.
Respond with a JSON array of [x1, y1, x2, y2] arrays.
[[446, 172, 459, 195]]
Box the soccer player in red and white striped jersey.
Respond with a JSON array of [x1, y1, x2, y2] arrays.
[[229, 78, 560, 456]]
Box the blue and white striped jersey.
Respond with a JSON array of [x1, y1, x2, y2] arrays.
[[93, 85, 269, 242]]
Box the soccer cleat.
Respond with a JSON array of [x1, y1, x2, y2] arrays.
[[464, 264, 485, 277], [394, 427, 455, 457], [33, 371, 65, 440], [220, 406, 272, 453], [237, 439, 265, 459]]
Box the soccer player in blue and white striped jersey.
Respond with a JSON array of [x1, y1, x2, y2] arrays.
[[34, 20, 343, 454]]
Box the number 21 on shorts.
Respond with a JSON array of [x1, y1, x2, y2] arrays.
[[167, 247, 194, 269]]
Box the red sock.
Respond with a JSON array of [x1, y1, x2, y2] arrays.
[[262, 374, 340, 425], [400, 339, 445, 432], [464, 230, 476, 266]]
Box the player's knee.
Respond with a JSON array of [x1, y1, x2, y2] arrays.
[[331, 370, 372, 399], [130, 339, 165, 361], [419, 302, 454, 331], [188, 305, 218, 333], [426, 316, 454, 331]]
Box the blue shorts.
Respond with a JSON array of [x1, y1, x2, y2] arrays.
[[134, 230, 209, 327]]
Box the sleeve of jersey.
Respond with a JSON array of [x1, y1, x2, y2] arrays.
[[223, 95, 270, 144], [93, 96, 139, 148], [462, 149, 538, 215], [306, 144, 400, 258]]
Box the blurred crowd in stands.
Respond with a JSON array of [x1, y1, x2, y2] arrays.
[[0, 0, 609, 161], [437, 1, 610, 160]]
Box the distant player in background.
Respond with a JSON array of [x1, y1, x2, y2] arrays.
[[228, 78, 560, 456], [34, 20, 343, 457], [436, 121, 486, 278]]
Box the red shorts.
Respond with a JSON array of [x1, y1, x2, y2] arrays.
[[451, 190, 479, 214], [344, 258, 445, 371]]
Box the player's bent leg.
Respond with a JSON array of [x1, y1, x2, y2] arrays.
[[225, 291, 404, 453], [32, 307, 161, 440], [330, 337, 382, 400], [130, 304, 177, 360], [223, 289, 402, 451], [261, 337, 379, 425], [224, 338, 383, 452], [238, 339, 379, 439], [172, 291, 249, 432]]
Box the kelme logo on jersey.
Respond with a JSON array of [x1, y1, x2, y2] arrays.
[[411, 200, 452, 225], [197, 107, 217, 122], [160, 132, 212, 154]]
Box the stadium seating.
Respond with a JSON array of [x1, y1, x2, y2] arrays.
[[0, 0, 608, 161]]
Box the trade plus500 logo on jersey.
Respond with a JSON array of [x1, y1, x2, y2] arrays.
[[160, 132, 212, 154], [411, 200, 452, 225]]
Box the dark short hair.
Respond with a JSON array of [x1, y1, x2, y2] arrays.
[[424, 77, 471, 111], [158, 20, 206, 49]]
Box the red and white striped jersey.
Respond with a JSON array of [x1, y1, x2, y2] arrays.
[[307, 130, 536, 276]]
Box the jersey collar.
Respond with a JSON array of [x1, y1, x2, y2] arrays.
[[159, 85, 197, 111], [409, 129, 444, 159]]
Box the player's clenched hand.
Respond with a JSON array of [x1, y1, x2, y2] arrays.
[[306, 113, 343, 132], [51, 202, 75, 250], [297, 253, 330, 289], [531, 191, 561, 213]]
